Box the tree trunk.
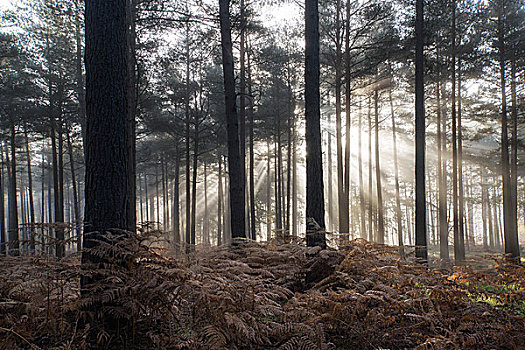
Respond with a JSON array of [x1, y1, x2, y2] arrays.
[[82, 0, 131, 274], [344, 0, 352, 241], [436, 57, 449, 260], [66, 130, 81, 252], [0, 144, 5, 255], [415, 0, 427, 261], [247, 45, 256, 241], [358, 97, 366, 238], [7, 124, 19, 256], [457, 62, 466, 254], [24, 127, 35, 254], [498, 8, 519, 259], [368, 96, 373, 242], [327, 115, 334, 231], [239, 0, 247, 236], [266, 140, 272, 239], [510, 58, 519, 255], [219, 0, 246, 239], [374, 88, 385, 244], [204, 161, 209, 245], [217, 155, 223, 246], [335, 0, 348, 240], [173, 147, 180, 250], [389, 87, 403, 253]]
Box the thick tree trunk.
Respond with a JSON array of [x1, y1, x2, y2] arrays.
[[220, 0, 246, 239], [82, 0, 131, 265], [415, 0, 427, 261]]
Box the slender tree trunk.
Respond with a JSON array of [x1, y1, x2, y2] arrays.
[[7, 124, 19, 256], [66, 130, 81, 252], [335, 0, 348, 239], [24, 127, 35, 254], [138, 173, 143, 223], [217, 155, 223, 246], [344, 0, 352, 241], [358, 97, 366, 238], [204, 161, 209, 245], [220, 0, 246, 239], [436, 58, 449, 260], [488, 181, 494, 249], [457, 62, 466, 254], [126, 0, 137, 234], [266, 140, 272, 239], [155, 163, 160, 230], [389, 88, 403, 253], [327, 116, 334, 231], [161, 158, 166, 232], [292, 116, 297, 237], [374, 88, 384, 244], [173, 147, 180, 250], [368, 96, 373, 242], [498, 9, 519, 259], [481, 170, 488, 250], [0, 144, 5, 255], [285, 82, 292, 239], [510, 58, 519, 254], [247, 45, 256, 241], [467, 174, 475, 247], [239, 0, 247, 235], [75, 0, 86, 147], [415, 0, 427, 261]]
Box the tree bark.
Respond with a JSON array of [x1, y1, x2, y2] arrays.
[[7, 124, 19, 256], [66, 129, 81, 252], [498, 7, 519, 259], [219, 0, 246, 239], [82, 0, 131, 273], [374, 88, 384, 244], [389, 87, 403, 253], [0, 144, 5, 255], [24, 127, 35, 254], [415, 0, 427, 261]]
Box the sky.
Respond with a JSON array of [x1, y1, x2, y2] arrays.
[[0, 0, 14, 10]]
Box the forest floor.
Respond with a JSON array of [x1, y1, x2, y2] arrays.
[[0, 234, 524, 349]]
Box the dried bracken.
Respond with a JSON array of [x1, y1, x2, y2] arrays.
[[0, 235, 523, 349]]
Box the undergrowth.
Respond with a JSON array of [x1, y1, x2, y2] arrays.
[[0, 234, 524, 349]]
